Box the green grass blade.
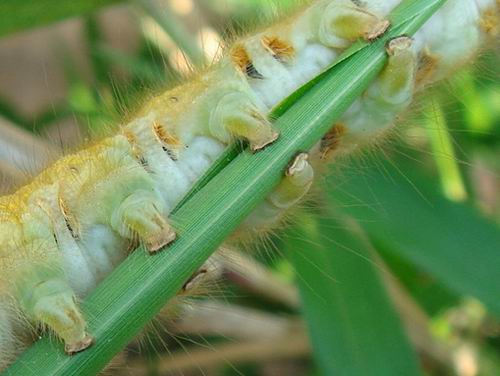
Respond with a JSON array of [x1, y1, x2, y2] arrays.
[[3, 1, 447, 374], [326, 158, 500, 316], [0, 0, 125, 38], [286, 212, 421, 375]]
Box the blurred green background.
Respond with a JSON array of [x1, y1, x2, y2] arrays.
[[0, 1, 499, 375]]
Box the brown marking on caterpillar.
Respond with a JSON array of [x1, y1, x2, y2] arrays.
[[152, 122, 182, 147], [230, 44, 251, 72], [58, 196, 80, 240], [416, 48, 440, 86], [230, 44, 264, 79], [123, 130, 137, 145], [68, 166, 79, 175], [123, 130, 150, 169], [261, 36, 295, 62], [123, 130, 141, 158], [480, 7, 500, 36], [320, 123, 347, 160], [152, 122, 182, 161]]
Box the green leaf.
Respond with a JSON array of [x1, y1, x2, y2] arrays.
[[286, 212, 421, 376], [4, 1, 447, 374], [0, 0, 125, 37], [326, 158, 500, 316]]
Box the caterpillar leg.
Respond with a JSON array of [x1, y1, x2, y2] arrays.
[[327, 35, 417, 155], [377, 36, 417, 105], [66, 137, 176, 255], [306, 0, 390, 48], [240, 153, 314, 232], [18, 273, 93, 354], [181, 258, 222, 293], [207, 89, 279, 152], [111, 190, 176, 254]]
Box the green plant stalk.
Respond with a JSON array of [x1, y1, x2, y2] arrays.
[[4, 1, 447, 374], [0, 0, 124, 37]]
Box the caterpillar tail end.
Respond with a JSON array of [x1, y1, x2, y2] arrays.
[[65, 334, 94, 355]]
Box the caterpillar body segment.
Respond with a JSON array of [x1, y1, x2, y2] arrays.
[[0, 0, 498, 369], [201, 84, 279, 152], [306, 0, 391, 48], [412, 0, 499, 86], [320, 0, 499, 157], [335, 35, 417, 154]]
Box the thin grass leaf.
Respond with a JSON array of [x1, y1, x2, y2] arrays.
[[0, 0, 125, 37], [4, 1, 447, 374], [326, 157, 500, 316], [286, 211, 421, 375]]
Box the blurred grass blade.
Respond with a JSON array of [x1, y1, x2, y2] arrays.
[[4, 0, 447, 374], [326, 158, 500, 316], [138, 0, 206, 67], [457, 72, 498, 135], [286, 212, 421, 375], [0, 0, 124, 37], [424, 97, 467, 202]]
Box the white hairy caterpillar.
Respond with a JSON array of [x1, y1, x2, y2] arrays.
[[0, 0, 498, 372]]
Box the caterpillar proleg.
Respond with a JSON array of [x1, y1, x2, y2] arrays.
[[0, 0, 498, 372]]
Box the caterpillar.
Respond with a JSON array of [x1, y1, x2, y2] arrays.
[[0, 0, 498, 372]]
